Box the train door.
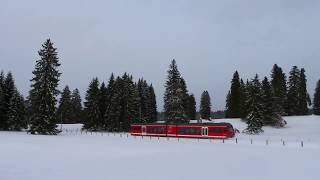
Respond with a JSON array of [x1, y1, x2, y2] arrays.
[[141, 126, 147, 136], [202, 127, 208, 137]]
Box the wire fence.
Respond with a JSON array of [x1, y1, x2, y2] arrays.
[[57, 128, 309, 148]]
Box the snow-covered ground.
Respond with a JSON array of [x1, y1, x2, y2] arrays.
[[1, 116, 319, 180]]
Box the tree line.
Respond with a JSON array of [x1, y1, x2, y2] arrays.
[[1, 39, 320, 135], [225, 64, 316, 134]]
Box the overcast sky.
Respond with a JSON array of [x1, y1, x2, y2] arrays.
[[1, 0, 320, 110]]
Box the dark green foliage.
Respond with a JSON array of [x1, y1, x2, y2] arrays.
[[137, 79, 152, 123], [29, 39, 61, 135], [83, 78, 101, 131], [243, 75, 264, 134], [164, 59, 187, 122], [180, 77, 190, 119], [298, 68, 310, 115], [0, 72, 16, 130], [70, 88, 83, 123], [225, 71, 241, 118], [8, 91, 27, 130], [149, 84, 158, 122], [239, 79, 249, 119], [200, 91, 211, 120], [104, 73, 140, 132], [271, 64, 287, 115], [261, 77, 285, 127], [286, 66, 301, 115], [99, 82, 108, 127], [186, 94, 196, 120], [57, 86, 73, 124], [103, 73, 116, 130], [313, 80, 320, 115]]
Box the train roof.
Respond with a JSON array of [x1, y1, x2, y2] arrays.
[[131, 122, 233, 126]]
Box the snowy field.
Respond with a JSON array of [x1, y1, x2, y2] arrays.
[[1, 116, 320, 180]]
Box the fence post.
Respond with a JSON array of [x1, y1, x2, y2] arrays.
[[283, 141, 285, 146], [236, 138, 238, 144], [301, 141, 304, 148], [250, 139, 253, 144], [223, 139, 225, 144], [266, 139, 269, 146]]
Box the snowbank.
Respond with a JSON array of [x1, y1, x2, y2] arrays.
[[0, 116, 319, 180]]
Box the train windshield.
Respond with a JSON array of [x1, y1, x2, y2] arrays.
[[224, 127, 234, 133]]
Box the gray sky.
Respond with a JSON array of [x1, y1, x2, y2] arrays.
[[1, 0, 320, 111]]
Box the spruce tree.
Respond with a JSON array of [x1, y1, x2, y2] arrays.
[[137, 79, 152, 122], [57, 86, 73, 124], [225, 71, 241, 118], [8, 90, 27, 130], [164, 59, 186, 123], [103, 73, 116, 130], [0, 71, 6, 130], [83, 78, 101, 131], [180, 77, 190, 119], [261, 77, 285, 127], [287, 66, 301, 116], [104, 73, 140, 131], [186, 94, 196, 120], [271, 64, 287, 115], [243, 75, 264, 134], [99, 82, 108, 128], [71, 88, 83, 123], [239, 79, 249, 119], [261, 77, 273, 125], [1, 72, 16, 130], [313, 80, 320, 115], [149, 84, 158, 122], [29, 39, 61, 135], [298, 68, 310, 115], [105, 76, 122, 131], [200, 91, 211, 120], [120, 74, 140, 131]]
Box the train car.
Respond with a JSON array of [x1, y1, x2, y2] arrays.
[[129, 123, 235, 139]]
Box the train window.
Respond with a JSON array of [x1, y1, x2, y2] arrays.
[[210, 127, 222, 133], [195, 128, 201, 135]]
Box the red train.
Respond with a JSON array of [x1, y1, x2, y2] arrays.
[[130, 123, 235, 139]]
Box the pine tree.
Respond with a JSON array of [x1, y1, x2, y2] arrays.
[[83, 78, 101, 131], [180, 77, 190, 119], [121, 74, 140, 131], [99, 82, 108, 128], [0, 71, 7, 130], [137, 79, 152, 123], [149, 84, 158, 122], [239, 79, 249, 119], [225, 71, 241, 118], [29, 39, 61, 135], [57, 86, 73, 124], [313, 80, 320, 115], [243, 75, 264, 134], [298, 68, 310, 115], [186, 94, 196, 120], [103, 73, 116, 130], [104, 73, 140, 132], [8, 90, 27, 131], [200, 91, 211, 120], [105, 76, 121, 131], [271, 64, 287, 115], [1, 72, 16, 130], [261, 77, 285, 127], [287, 66, 301, 116], [164, 59, 186, 123], [261, 77, 273, 125], [70, 88, 83, 123]]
